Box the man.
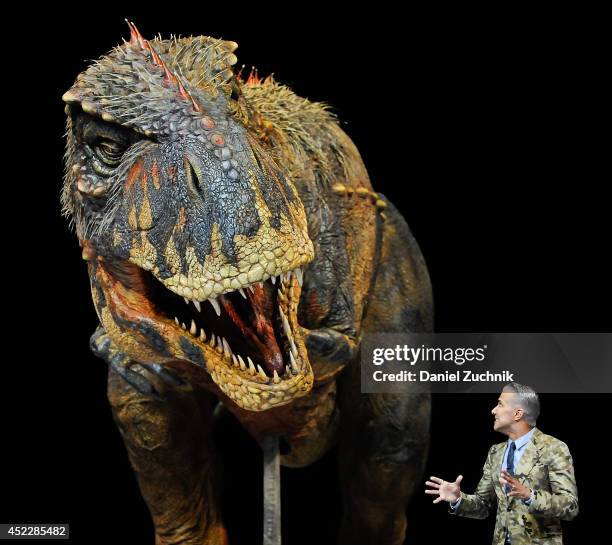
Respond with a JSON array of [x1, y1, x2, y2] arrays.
[[425, 383, 578, 544]]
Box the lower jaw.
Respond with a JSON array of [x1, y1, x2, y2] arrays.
[[174, 295, 315, 411], [208, 357, 314, 411]]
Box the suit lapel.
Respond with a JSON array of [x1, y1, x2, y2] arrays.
[[515, 428, 541, 478]]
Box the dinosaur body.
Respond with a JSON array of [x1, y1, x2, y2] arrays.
[[63, 24, 432, 544]]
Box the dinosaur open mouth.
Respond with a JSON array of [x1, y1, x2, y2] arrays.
[[98, 258, 313, 410], [145, 268, 303, 381]]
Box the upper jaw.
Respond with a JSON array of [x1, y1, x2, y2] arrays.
[[168, 266, 304, 303], [127, 218, 315, 304]]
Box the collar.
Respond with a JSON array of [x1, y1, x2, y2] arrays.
[[508, 427, 536, 451]]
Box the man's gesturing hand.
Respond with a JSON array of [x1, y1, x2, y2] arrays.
[[425, 475, 463, 504], [499, 470, 532, 500]]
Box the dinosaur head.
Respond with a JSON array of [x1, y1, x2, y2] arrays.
[[62, 23, 315, 411]]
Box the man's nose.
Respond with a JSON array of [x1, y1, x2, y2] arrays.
[[491, 407, 496, 415]]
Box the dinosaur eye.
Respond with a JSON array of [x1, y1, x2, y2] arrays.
[[95, 139, 126, 166]]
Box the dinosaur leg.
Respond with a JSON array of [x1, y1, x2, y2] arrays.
[[107, 363, 227, 545], [336, 359, 430, 545]]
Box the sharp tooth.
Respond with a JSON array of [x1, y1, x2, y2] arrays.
[[247, 357, 256, 375], [193, 300, 201, 312], [258, 281, 263, 289], [257, 364, 268, 380], [290, 338, 298, 358], [222, 337, 232, 359], [210, 333, 216, 348], [174, 317, 180, 326], [296, 267, 303, 286], [199, 329, 207, 342], [181, 322, 187, 330], [289, 350, 298, 372], [209, 297, 221, 316], [190, 319, 197, 335], [239, 288, 247, 299], [273, 370, 280, 384], [285, 365, 291, 377], [232, 354, 238, 367], [238, 355, 246, 371], [248, 285, 254, 294], [281, 309, 291, 338], [271, 275, 276, 285], [184, 297, 190, 305]]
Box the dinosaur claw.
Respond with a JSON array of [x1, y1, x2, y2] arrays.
[[91, 326, 181, 399], [90, 327, 112, 357], [110, 357, 166, 401], [300, 326, 357, 366]]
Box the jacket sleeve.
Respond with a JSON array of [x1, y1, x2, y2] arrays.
[[449, 446, 497, 520], [528, 440, 579, 520]]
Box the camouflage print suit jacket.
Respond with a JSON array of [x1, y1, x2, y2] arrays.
[[450, 428, 578, 544]]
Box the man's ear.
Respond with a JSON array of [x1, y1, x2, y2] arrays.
[[514, 407, 524, 422]]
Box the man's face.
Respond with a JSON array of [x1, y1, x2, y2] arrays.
[[491, 392, 521, 433]]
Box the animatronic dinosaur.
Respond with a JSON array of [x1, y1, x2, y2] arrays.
[[62, 22, 433, 545]]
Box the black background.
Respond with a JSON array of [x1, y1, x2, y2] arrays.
[[1, 9, 608, 545]]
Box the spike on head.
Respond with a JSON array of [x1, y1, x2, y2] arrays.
[[148, 46, 163, 66], [162, 63, 178, 85], [246, 66, 261, 86], [124, 19, 201, 113], [235, 64, 246, 83], [125, 19, 146, 49]]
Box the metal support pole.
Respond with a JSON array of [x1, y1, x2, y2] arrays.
[[261, 435, 281, 545]]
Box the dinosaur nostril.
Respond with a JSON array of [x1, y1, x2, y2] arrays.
[[184, 156, 202, 192]]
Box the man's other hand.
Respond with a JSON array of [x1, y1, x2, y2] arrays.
[[425, 475, 463, 504], [499, 470, 531, 500]]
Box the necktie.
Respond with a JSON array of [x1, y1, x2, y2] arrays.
[[507, 441, 516, 476], [505, 442, 516, 495]]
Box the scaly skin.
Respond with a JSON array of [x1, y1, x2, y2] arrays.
[[63, 22, 433, 544]]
